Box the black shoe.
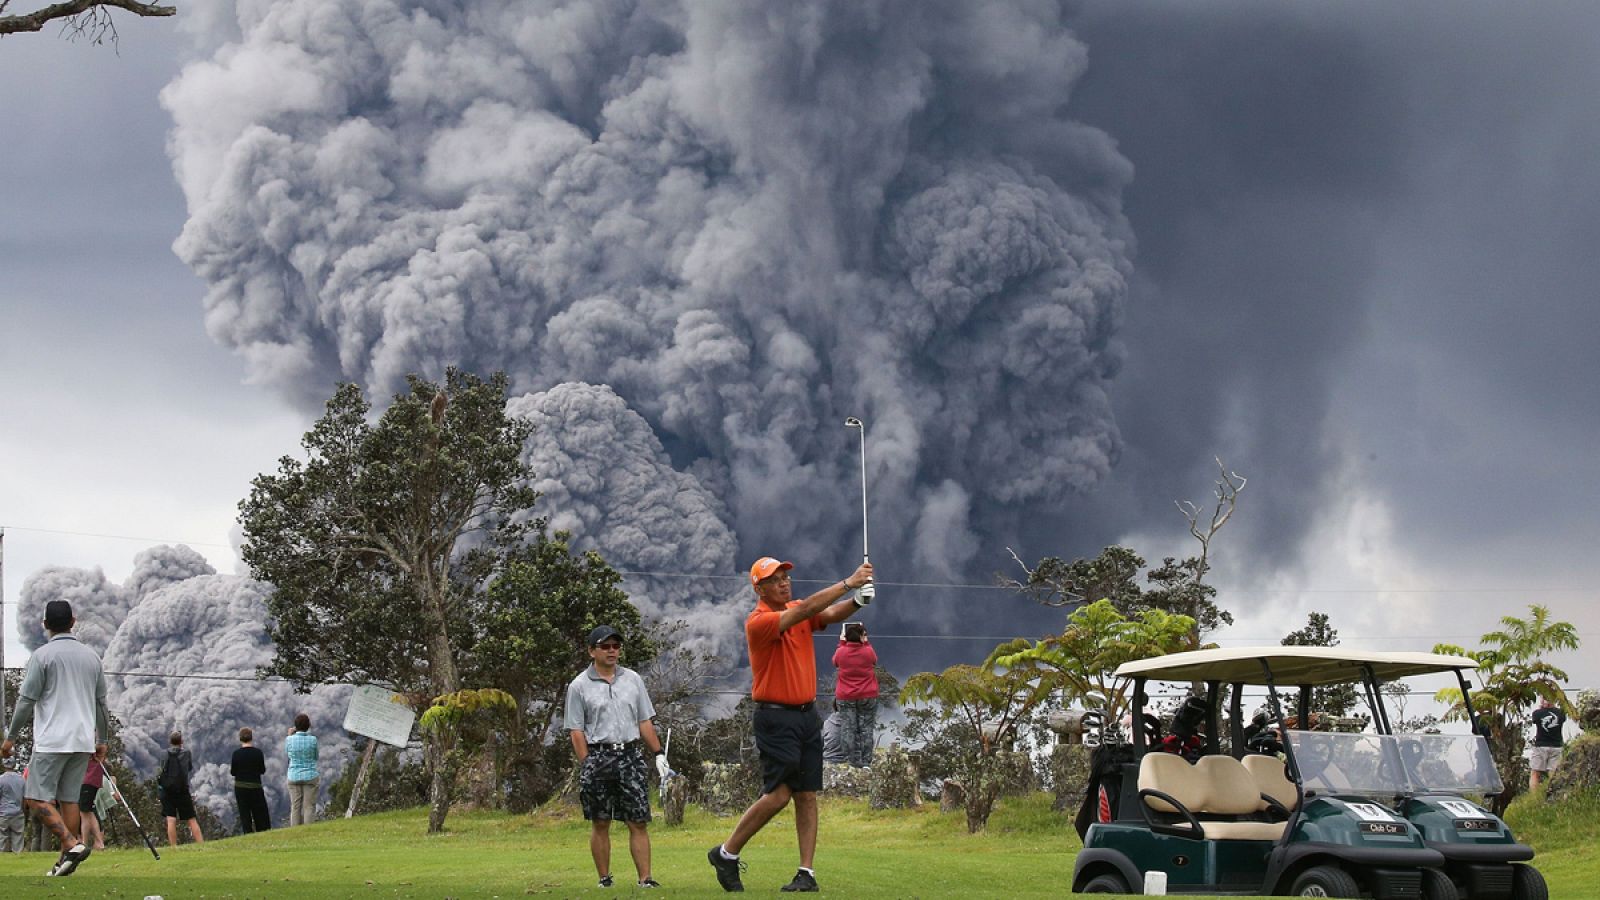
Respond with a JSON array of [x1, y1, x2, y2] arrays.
[[637, 878, 661, 888], [598, 874, 614, 888], [50, 842, 91, 877], [781, 869, 819, 893], [707, 845, 746, 892]]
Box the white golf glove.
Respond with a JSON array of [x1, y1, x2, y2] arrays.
[[855, 582, 875, 606], [655, 753, 672, 782]]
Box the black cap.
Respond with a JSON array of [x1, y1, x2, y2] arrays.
[[44, 600, 73, 632], [588, 625, 622, 647]]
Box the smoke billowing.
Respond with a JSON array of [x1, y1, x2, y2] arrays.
[[163, 0, 1135, 599]]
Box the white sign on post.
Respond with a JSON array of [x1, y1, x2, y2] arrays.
[[342, 685, 417, 747]]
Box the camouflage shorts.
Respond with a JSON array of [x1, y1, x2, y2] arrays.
[[579, 746, 652, 823]]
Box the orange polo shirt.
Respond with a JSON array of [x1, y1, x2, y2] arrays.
[[747, 601, 817, 705]]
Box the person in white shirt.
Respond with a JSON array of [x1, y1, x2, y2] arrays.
[[0, 600, 110, 876]]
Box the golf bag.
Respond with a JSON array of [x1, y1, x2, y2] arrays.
[[1074, 741, 1138, 840]]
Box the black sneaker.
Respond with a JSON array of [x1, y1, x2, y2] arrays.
[[707, 845, 746, 892], [781, 869, 819, 893], [598, 874, 614, 888], [50, 843, 91, 877], [637, 878, 661, 888]]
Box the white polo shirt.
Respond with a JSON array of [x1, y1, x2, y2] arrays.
[[564, 665, 656, 745], [11, 634, 108, 754]]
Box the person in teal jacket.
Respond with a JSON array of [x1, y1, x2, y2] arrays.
[[284, 714, 319, 826]]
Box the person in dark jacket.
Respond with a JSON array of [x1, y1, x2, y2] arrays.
[[160, 732, 204, 847], [231, 728, 271, 833]]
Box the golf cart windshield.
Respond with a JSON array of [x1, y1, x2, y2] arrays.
[[1286, 730, 1504, 797]]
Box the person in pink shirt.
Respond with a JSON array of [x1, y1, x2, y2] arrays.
[[832, 622, 880, 768]]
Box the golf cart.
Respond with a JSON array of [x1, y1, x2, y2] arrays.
[[1072, 647, 1545, 898]]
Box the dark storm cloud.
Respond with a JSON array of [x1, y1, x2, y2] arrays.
[[1038, 3, 1600, 601]]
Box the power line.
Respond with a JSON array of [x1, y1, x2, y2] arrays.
[[8, 524, 1600, 595], [1, 525, 232, 550]]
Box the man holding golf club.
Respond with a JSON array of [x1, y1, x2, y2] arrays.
[[0, 599, 109, 876], [708, 556, 874, 893]]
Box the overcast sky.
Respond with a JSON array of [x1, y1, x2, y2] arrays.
[[3, 1, 1597, 709]]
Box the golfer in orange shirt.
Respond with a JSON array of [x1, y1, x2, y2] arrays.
[[707, 556, 873, 893]]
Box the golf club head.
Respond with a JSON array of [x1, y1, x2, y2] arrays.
[[844, 416, 863, 429]]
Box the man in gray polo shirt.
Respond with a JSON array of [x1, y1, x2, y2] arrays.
[[1, 599, 110, 876], [565, 625, 667, 889]]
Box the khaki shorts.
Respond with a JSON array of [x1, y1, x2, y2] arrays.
[[1529, 746, 1563, 773], [24, 752, 91, 803]]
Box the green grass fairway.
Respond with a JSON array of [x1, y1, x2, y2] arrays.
[[2, 789, 1594, 897]]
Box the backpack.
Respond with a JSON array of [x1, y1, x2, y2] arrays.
[[159, 750, 187, 794]]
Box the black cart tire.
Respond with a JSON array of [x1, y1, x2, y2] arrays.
[[1511, 864, 1549, 900], [1081, 872, 1131, 894], [1291, 864, 1361, 897], [1422, 868, 1460, 900]]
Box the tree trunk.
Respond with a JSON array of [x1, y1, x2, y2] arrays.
[[425, 734, 456, 833], [420, 566, 463, 833], [965, 784, 998, 833]]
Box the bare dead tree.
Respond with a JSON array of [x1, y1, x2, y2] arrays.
[[1, 1, 176, 44], [1176, 457, 1247, 581]]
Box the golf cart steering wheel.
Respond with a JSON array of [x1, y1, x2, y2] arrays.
[[1294, 734, 1334, 782]]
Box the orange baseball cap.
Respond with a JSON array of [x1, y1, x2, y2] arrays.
[[749, 557, 794, 585]]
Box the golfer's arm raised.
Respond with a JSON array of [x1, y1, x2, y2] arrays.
[[779, 561, 873, 631]]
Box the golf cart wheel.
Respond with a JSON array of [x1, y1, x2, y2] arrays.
[[1422, 868, 1460, 900], [1510, 864, 1548, 900], [1290, 864, 1361, 897], [1081, 873, 1131, 894]]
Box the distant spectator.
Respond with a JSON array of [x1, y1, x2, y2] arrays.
[[78, 744, 109, 850], [285, 714, 319, 826], [0, 759, 24, 853], [232, 727, 271, 834], [159, 732, 204, 847], [833, 621, 880, 768], [1529, 697, 1567, 794]]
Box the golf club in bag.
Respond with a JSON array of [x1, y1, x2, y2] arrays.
[[843, 417, 874, 603], [106, 774, 161, 860]]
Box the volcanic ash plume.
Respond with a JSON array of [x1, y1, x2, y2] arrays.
[[165, 0, 1133, 590], [18, 565, 136, 655], [509, 381, 745, 655]]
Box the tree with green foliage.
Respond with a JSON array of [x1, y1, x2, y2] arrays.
[[1003, 545, 1145, 613], [240, 369, 539, 833], [901, 656, 1052, 833], [990, 599, 1196, 728], [1004, 545, 1232, 652], [1281, 612, 1361, 720], [1434, 604, 1580, 810]]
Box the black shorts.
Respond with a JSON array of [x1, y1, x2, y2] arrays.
[[578, 746, 652, 823], [79, 784, 100, 809], [753, 706, 824, 795], [161, 788, 197, 821]]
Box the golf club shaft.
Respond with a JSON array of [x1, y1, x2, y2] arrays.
[[109, 775, 161, 859], [856, 423, 869, 563]]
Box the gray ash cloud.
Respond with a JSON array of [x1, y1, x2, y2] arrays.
[[162, 0, 1135, 603]]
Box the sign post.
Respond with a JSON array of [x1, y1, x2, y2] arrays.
[[341, 685, 418, 818]]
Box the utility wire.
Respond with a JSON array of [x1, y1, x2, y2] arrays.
[[7, 523, 1600, 594]]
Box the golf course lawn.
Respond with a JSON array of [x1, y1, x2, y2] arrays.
[[1, 789, 1594, 897]]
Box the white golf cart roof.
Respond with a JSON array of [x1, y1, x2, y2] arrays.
[[1115, 646, 1478, 686]]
